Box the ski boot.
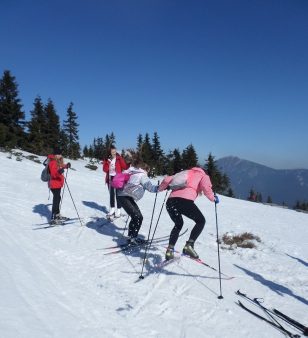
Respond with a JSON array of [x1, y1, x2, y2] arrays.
[[165, 245, 175, 260], [116, 208, 126, 218], [50, 217, 63, 226], [127, 237, 147, 247], [107, 208, 115, 218], [182, 240, 199, 259], [56, 213, 69, 221]]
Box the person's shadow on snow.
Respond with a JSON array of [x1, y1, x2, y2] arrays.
[[285, 254, 308, 268], [82, 200, 133, 245], [82, 200, 109, 214], [33, 204, 52, 222], [234, 264, 308, 306]]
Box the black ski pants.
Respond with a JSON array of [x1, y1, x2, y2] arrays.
[[117, 196, 143, 238], [166, 197, 206, 247], [51, 188, 61, 219]]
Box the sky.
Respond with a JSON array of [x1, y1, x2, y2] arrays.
[[1, 149, 308, 337], [1, 0, 308, 169]]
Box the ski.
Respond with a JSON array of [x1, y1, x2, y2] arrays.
[[89, 215, 127, 227], [236, 290, 307, 335], [271, 308, 308, 336], [97, 228, 188, 251], [33, 220, 77, 230], [102, 241, 148, 255], [32, 217, 82, 226], [238, 300, 301, 338], [156, 256, 181, 268], [156, 244, 234, 279]]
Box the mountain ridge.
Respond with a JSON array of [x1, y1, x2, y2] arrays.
[[216, 156, 308, 207]]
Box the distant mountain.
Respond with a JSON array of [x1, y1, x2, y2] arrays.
[[216, 156, 308, 208]]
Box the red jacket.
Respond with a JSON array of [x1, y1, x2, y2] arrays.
[[47, 154, 68, 189], [103, 154, 130, 183]]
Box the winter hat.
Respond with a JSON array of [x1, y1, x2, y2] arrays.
[[53, 146, 64, 155]]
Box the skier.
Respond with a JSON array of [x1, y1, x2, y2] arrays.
[[47, 146, 71, 225], [158, 167, 219, 260], [117, 162, 159, 246], [103, 146, 130, 218]]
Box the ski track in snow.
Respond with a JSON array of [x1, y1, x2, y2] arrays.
[[0, 150, 307, 337]]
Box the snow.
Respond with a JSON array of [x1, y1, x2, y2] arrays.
[[0, 150, 307, 338]]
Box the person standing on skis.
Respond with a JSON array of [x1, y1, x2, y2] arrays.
[[103, 146, 130, 218], [158, 167, 218, 260], [116, 150, 159, 246], [47, 146, 71, 225]]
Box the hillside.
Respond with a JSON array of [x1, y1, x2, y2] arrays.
[[0, 150, 307, 338], [217, 156, 308, 207]]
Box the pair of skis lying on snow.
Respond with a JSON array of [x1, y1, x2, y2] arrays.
[[237, 290, 308, 337], [99, 228, 234, 280]]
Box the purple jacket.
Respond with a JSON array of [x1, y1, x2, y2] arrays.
[[158, 167, 215, 202]]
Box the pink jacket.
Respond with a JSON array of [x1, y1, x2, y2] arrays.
[[158, 167, 215, 202]]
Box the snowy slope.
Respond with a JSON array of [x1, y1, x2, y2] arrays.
[[0, 150, 307, 338]]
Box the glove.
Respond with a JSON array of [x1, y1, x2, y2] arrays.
[[153, 186, 159, 192], [214, 195, 219, 204], [165, 185, 170, 191], [66, 162, 71, 169], [58, 168, 64, 174]]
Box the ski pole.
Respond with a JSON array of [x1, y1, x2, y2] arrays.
[[64, 178, 83, 227], [139, 189, 168, 279], [215, 199, 223, 299], [139, 180, 160, 279], [59, 168, 68, 213], [120, 215, 130, 238]]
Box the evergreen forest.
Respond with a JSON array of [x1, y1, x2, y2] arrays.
[[0, 69, 236, 196]]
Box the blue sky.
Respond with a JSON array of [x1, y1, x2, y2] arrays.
[[1, 0, 308, 169]]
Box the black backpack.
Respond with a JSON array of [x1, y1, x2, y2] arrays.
[[41, 159, 52, 182]]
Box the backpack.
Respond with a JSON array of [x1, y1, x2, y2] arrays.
[[41, 159, 51, 182], [169, 170, 193, 191], [110, 172, 139, 189]]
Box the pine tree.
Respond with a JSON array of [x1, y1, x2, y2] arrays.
[[88, 144, 94, 158], [142, 133, 153, 166], [137, 134, 143, 148], [109, 132, 116, 147], [152, 132, 164, 176], [256, 192, 263, 203], [62, 102, 80, 159], [248, 187, 255, 201], [267, 196, 272, 203], [95, 137, 105, 160], [173, 148, 182, 174], [26, 96, 46, 154], [204, 153, 225, 194], [0, 123, 5, 146], [163, 150, 174, 175], [42, 98, 61, 153], [0, 70, 25, 148], [181, 144, 198, 169], [294, 199, 300, 209], [226, 187, 235, 198], [83, 145, 89, 157]]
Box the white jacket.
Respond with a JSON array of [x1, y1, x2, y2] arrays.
[[117, 166, 157, 201]]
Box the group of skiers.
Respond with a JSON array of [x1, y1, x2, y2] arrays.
[[46, 146, 219, 260]]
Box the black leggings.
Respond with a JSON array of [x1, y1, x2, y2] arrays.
[[117, 196, 143, 238], [166, 197, 206, 246], [51, 188, 61, 218], [108, 176, 122, 208]]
